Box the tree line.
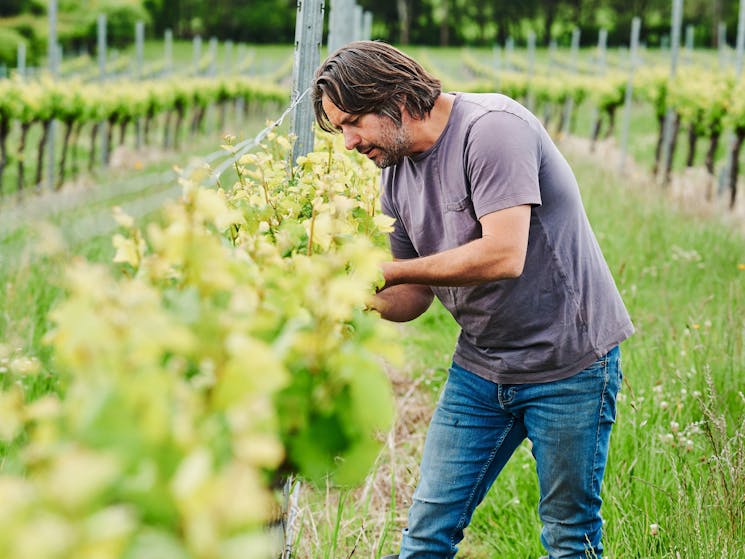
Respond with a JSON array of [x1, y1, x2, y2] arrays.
[[360, 0, 739, 47], [114, 0, 745, 47], [0, 0, 742, 61]]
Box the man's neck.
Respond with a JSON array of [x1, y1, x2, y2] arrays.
[[405, 93, 456, 155]]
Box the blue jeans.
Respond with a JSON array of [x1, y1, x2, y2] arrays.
[[398, 347, 622, 559]]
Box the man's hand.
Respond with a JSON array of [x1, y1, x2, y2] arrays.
[[366, 283, 434, 322]]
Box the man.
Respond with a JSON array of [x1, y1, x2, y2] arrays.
[[312, 41, 633, 559]]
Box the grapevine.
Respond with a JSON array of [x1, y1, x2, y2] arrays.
[[0, 76, 288, 195], [0, 132, 400, 558]]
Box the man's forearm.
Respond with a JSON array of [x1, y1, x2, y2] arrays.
[[368, 283, 434, 322], [381, 205, 531, 289], [381, 236, 524, 288]]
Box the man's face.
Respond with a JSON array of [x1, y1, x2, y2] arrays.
[[321, 95, 412, 168]]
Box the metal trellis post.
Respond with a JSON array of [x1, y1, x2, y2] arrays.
[[527, 31, 536, 111], [660, 0, 683, 186], [17, 43, 26, 79], [363, 11, 373, 41], [719, 0, 745, 199], [135, 21, 145, 148], [45, 0, 58, 192], [718, 22, 727, 69], [98, 14, 109, 166], [164, 29, 173, 76], [224, 40, 233, 75], [193, 35, 202, 75], [135, 21, 144, 80], [620, 17, 642, 173], [290, 0, 325, 164], [685, 24, 694, 64], [562, 28, 581, 137]]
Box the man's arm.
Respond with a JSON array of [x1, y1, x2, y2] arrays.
[[382, 204, 531, 288], [367, 283, 434, 322]]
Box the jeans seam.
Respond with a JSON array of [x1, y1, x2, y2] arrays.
[[449, 415, 517, 552], [588, 357, 610, 554]]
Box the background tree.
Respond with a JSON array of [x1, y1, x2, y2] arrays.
[[2, 0, 745, 57]]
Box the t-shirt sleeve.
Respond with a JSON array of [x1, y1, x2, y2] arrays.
[[380, 181, 419, 260], [465, 111, 543, 219]]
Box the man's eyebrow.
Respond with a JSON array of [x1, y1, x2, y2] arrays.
[[338, 114, 359, 126]]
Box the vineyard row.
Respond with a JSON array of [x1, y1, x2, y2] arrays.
[[426, 50, 745, 207], [0, 76, 288, 195]]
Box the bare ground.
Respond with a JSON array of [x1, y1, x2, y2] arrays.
[[292, 361, 437, 559], [560, 135, 745, 234]]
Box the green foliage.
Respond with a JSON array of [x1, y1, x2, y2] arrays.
[[0, 74, 287, 131], [0, 132, 401, 557], [0, 25, 26, 67], [94, 0, 151, 48], [1, 0, 149, 60], [2, 0, 745, 48], [52, 1, 149, 50]]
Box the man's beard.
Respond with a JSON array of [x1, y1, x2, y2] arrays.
[[364, 121, 412, 169]]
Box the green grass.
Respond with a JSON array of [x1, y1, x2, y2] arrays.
[[137, 41, 293, 71], [56, 41, 294, 79]]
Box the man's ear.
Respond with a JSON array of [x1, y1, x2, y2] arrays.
[[397, 96, 413, 123]]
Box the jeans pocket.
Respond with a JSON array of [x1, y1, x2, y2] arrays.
[[581, 355, 609, 380]]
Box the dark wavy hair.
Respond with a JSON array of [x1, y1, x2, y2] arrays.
[[313, 41, 442, 133]]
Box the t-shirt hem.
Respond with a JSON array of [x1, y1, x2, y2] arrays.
[[452, 324, 634, 385]]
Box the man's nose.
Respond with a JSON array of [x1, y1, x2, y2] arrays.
[[343, 128, 360, 150]]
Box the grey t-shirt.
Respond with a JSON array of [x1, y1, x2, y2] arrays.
[[380, 92, 634, 384]]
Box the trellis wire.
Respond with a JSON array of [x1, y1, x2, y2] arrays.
[[207, 86, 311, 183]]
